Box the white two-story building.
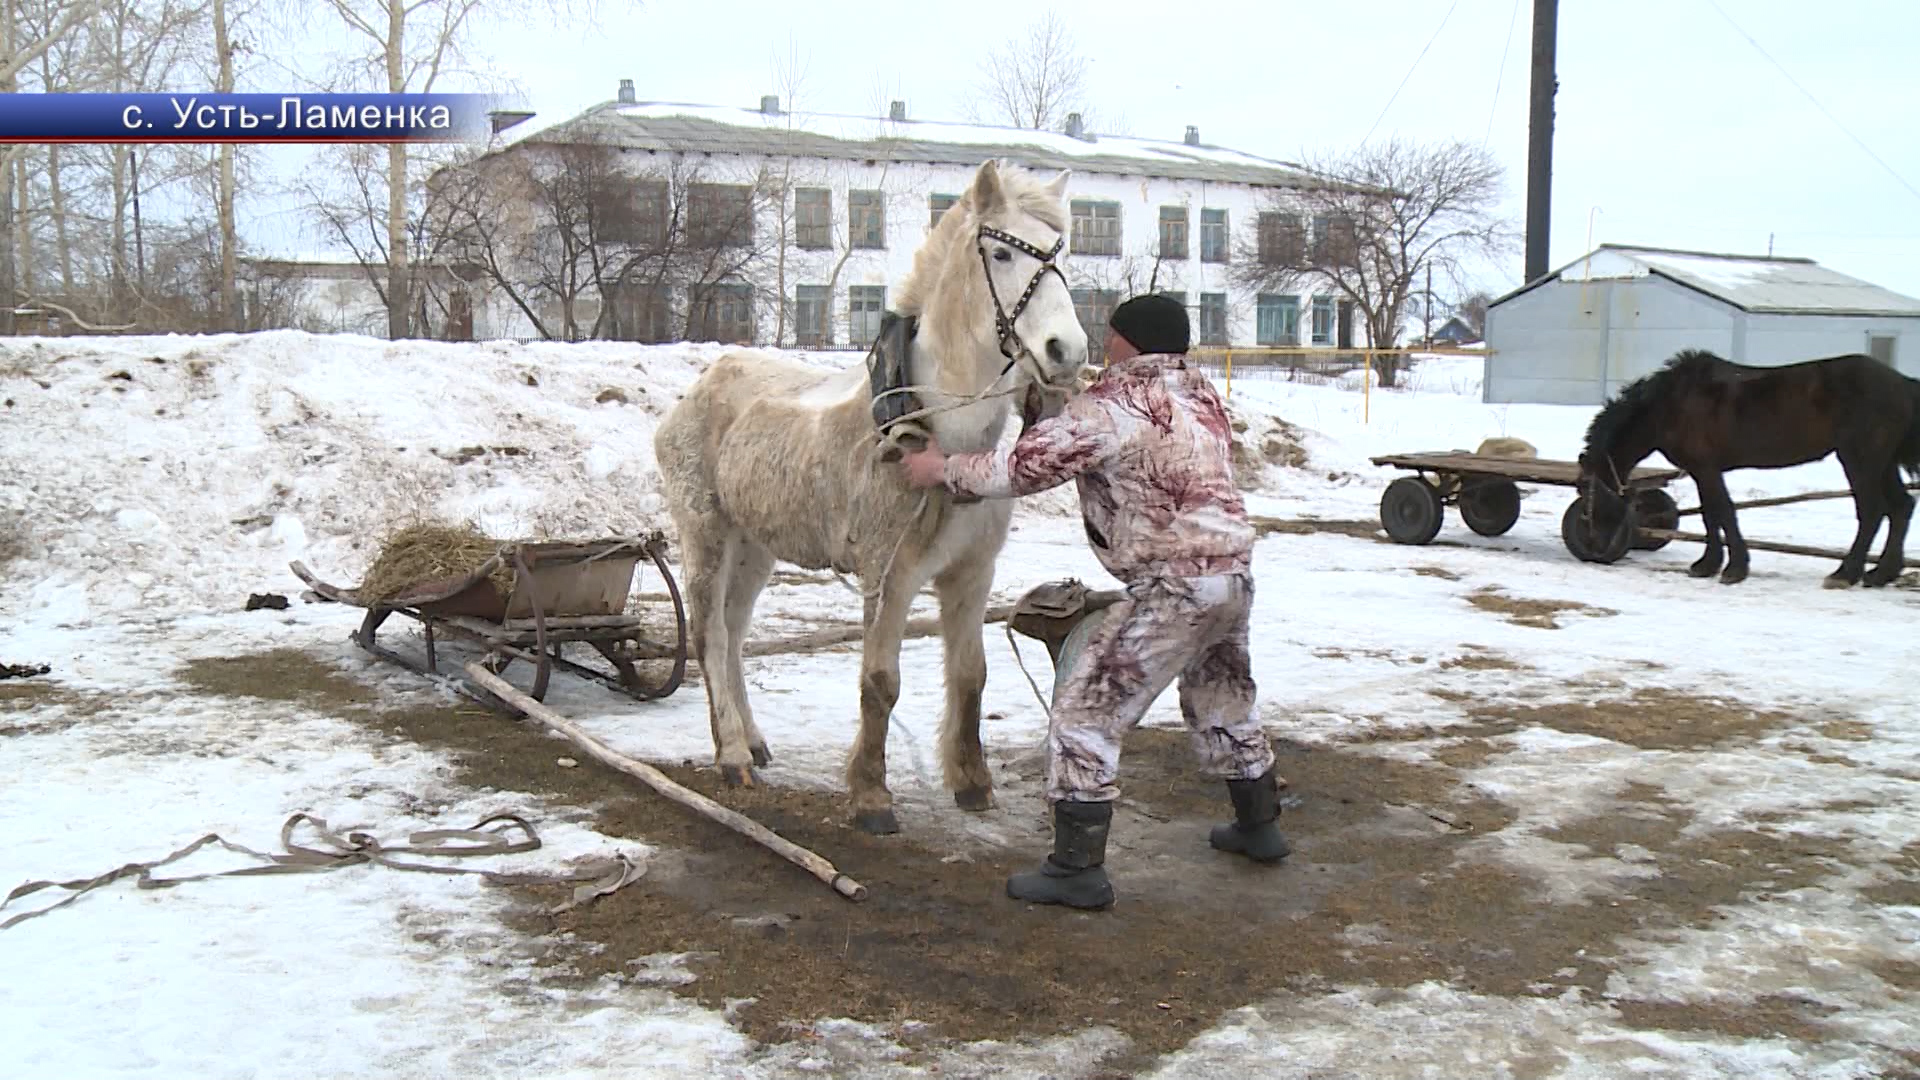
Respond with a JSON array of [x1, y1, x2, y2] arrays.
[[470, 81, 1360, 352]]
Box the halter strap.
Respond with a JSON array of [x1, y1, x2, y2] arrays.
[[976, 224, 1067, 378]]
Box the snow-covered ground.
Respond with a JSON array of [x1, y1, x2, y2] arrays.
[[2, 334, 1915, 1078]]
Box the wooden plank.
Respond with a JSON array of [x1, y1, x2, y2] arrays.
[[1639, 528, 1920, 569], [463, 663, 868, 903], [499, 615, 644, 631], [1369, 451, 1682, 488]]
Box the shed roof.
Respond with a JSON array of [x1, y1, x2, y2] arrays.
[[1492, 243, 1920, 318], [482, 99, 1323, 191]]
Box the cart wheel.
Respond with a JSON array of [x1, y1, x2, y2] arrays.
[[609, 540, 689, 701], [1630, 489, 1680, 551], [1381, 476, 1445, 545], [1562, 496, 1634, 564], [1460, 479, 1522, 537]]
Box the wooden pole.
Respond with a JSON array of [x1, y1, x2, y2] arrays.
[[1639, 529, 1920, 570], [1524, 0, 1559, 283], [1676, 483, 1920, 518], [462, 662, 868, 902]]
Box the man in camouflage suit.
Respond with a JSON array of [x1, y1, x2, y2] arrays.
[[901, 293, 1289, 910]]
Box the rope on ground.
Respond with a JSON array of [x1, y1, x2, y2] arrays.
[[0, 812, 644, 931]]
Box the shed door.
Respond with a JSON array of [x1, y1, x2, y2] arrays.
[[1868, 334, 1896, 367]]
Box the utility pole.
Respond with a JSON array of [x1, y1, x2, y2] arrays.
[[1525, 0, 1558, 284], [1424, 264, 1433, 345]]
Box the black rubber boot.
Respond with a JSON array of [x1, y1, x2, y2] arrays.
[[1006, 799, 1115, 910], [1209, 768, 1292, 862]]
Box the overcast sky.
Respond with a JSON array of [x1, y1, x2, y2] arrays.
[[251, 0, 1920, 304]]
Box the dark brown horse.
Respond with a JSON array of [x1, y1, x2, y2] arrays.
[[1577, 348, 1920, 587]]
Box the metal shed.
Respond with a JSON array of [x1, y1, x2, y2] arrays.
[[1483, 244, 1920, 405]]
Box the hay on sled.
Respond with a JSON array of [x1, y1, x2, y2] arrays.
[[358, 521, 515, 604]]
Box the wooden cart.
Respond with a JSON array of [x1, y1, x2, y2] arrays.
[[291, 532, 688, 710], [1369, 451, 1685, 560]]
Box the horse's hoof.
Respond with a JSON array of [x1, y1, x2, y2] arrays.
[[1688, 562, 1720, 579], [750, 743, 774, 767], [1862, 571, 1897, 589], [1718, 568, 1748, 585], [953, 786, 995, 812], [719, 764, 759, 787], [1822, 574, 1856, 590], [852, 809, 901, 835]]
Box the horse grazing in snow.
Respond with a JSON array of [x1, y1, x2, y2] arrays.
[[1577, 347, 1920, 587], [653, 160, 1090, 834]]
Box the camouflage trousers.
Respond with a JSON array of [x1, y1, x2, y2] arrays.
[[1046, 573, 1276, 803]]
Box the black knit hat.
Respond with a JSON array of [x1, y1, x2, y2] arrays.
[[1107, 293, 1190, 355]]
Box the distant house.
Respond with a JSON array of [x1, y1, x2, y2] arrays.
[[1484, 243, 1920, 405], [447, 81, 1373, 350], [1428, 315, 1479, 346]]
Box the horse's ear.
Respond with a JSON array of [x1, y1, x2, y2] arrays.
[[971, 158, 1004, 212], [1043, 169, 1070, 199]]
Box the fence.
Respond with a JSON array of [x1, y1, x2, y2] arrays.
[[1181, 346, 1490, 422]]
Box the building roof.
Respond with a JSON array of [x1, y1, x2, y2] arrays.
[[1492, 243, 1920, 318], [483, 99, 1323, 191]]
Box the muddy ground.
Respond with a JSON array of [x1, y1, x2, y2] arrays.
[[173, 641, 1919, 1077]]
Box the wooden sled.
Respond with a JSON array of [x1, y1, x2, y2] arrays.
[[291, 532, 688, 709]]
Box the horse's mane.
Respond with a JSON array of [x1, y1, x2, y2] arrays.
[[890, 163, 1068, 319], [1582, 347, 1723, 457]]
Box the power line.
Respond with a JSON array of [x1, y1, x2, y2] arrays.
[[1702, 0, 1920, 206], [1362, 0, 1463, 145], [1485, 0, 1524, 145]]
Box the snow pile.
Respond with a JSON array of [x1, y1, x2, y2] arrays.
[[0, 332, 1114, 620]]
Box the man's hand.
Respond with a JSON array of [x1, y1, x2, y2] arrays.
[[900, 440, 949, 489]]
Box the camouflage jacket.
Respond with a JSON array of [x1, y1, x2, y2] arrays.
[[942, 353, 1255, 583]]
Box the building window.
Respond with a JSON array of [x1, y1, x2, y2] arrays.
[[1161, 291, 1187, 310], [794, 188, 831, 250], [1198, 293, 1228, 346], [1257, 294, 1300, 346], [1869, 334, 1896, 367], [688, 183, 754, 249], [690, 283, 754, 344], [1072, 287, 1120, 343], [1311, 296, 1335, 346], [603, 180, 668, 249], [794, 285, 830, 347], [605, 280, 672, 343], [1200, 208, 1229, 263], [850, 189, 885, 249], [1312, 213, 1355, 265], [1071, 199, 1121, 257], [929, 193, 959, 229], [1258, 211, 1305, 266], [1158, 206, 1188, 260], [849, 285, 886, 346]]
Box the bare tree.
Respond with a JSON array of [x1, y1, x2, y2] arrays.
[[302, 0, 633, 339], [1230, 137, 1515, 387], [963, 11, 1099, 132], [0, 0, 100, 332], [1457, 290, 1491, 338]]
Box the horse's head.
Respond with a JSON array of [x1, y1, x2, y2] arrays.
[[1577, 450, 1632, 539], [961, 160, 1088, 428]]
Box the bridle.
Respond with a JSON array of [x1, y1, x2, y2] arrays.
[[975, 222, 1067, 381], [865, 216, 1071, 444]]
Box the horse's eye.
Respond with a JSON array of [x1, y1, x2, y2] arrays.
[[993, 248, 1012, 263]]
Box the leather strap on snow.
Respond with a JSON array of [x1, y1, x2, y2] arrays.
[[0, 812, 645, 931]]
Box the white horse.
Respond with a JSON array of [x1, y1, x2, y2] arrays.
[[653, 160, 1090, 834]]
